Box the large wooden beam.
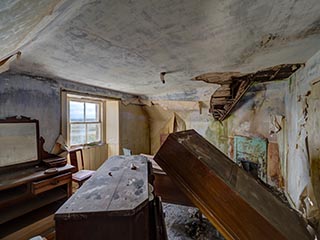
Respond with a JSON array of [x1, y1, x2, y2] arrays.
[[154, 130, 312, 240]]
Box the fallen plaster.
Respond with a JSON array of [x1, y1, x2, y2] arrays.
[[193, 64, 303, 121], [163, 203, 224, 240]]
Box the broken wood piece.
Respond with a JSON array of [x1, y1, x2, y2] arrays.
[[194, 64, 303, 121], [154, 130, 312, 240]]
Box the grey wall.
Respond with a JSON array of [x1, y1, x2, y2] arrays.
[[0, 72, 60, 150], [0, 71, 134, 151]]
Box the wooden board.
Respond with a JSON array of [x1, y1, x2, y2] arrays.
[[55, 155, 154, 240], [153, 169, 193, 206], [56, 155, 149, 215], [1, 215, 54, 240], [154, 130, 312, 240]]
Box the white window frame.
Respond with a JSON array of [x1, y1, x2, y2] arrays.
[[67, 94, 105, 147]]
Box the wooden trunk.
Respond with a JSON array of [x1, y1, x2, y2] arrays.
[[55, 155, 167, 240], [154, 130, 312, 240]]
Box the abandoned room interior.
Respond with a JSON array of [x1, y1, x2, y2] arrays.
[[1, 0, 320, 239]]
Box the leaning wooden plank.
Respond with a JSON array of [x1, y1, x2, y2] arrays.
[[154, 130, 312, 240]]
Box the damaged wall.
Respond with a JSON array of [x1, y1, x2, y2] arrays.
[[285, 49, 320, 228], [0, 70, 137, 152], [146, 50, 320, 230], [0, 71, 60, 150], [145, 81, 288, 197]]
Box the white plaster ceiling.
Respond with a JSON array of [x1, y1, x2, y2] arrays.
[[2, 0, 320, 100]]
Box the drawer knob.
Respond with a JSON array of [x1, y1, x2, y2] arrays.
[[51, 180, 59, 185]]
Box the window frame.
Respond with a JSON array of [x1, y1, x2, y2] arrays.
[[67, 95, 104, 147]]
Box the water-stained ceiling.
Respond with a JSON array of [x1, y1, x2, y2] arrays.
[[2, 0, 320, 100]]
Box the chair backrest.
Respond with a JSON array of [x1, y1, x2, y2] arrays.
[[69, 148, 84, 172]]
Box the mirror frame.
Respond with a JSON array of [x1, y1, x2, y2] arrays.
[[0, 116, 40, 171]]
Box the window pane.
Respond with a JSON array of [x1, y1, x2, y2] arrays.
[[85, 102, 99, 122], [70, 101, 84, 122], [87, 123, 101, 143], [70, 124, 86, 145]]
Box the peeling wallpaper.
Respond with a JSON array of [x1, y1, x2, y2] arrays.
[[285, 49, 320, 226], [147, 54, 320, 229]]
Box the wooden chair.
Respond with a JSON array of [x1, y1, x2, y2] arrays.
[[69, 148, 95, 187]]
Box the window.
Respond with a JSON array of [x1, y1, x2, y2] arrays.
[[68, 96, 103, 146]]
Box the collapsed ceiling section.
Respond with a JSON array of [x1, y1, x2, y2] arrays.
[[1, 0, 320, 100], [194, 64, 303, 121]]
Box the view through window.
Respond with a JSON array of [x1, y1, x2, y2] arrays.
[[68, 98, 102, 146]]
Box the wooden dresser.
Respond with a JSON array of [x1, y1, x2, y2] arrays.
[[0, 116, 75, 239], [0, 164, 74, 238], [55, 155, 167, 240]]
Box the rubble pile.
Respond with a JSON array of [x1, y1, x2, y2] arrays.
[[163, 203, 225, 240]]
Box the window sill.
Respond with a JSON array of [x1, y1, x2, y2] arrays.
[[70, 142, 106, 150]]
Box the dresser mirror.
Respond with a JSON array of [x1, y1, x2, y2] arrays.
[[0, 116, 39, 168]]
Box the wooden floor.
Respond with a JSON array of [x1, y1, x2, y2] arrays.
[[2, 183, 81, 240], [2, 215, 55, 240]]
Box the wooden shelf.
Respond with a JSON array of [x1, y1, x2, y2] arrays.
[[0, 185, 29, 208], [0, 200, 65, 238], [0, 188, 67, 224]]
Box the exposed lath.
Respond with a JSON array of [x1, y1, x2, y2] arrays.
[[194, 64, 303, 121]]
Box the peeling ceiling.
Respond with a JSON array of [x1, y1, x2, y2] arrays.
[[2, 0, 320, 100]]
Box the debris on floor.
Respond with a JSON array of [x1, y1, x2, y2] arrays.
[[163, 203, 225, 240]]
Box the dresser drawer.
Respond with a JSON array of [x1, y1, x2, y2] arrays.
[[31, 173, 71, 195]]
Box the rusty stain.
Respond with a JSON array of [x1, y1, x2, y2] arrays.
[[267, 142, 283, 188]]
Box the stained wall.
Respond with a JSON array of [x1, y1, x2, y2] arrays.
[[146, 51, 320, 229], [285, 50, 320, 227], [0, 71, 139, 153], [119, 103, 150, 155]]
